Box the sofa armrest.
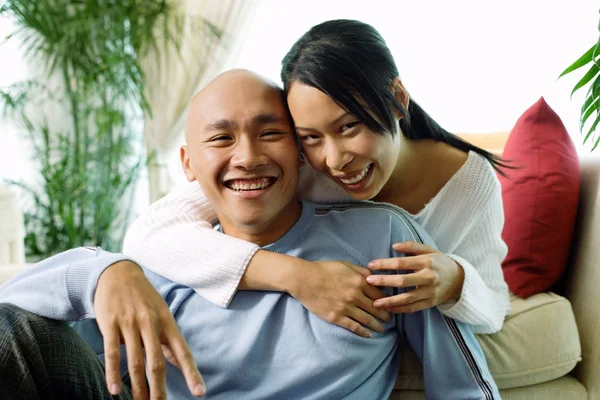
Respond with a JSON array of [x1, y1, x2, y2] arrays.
[[564, 155, 600, 397]]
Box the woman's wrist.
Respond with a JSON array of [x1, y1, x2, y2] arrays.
[[239, 250, 307, 295]]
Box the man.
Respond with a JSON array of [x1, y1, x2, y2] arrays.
[[0, 70, 499, 399]]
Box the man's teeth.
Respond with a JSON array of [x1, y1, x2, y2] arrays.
[[229, 178, 272, 191], [340, 165, 371, 185]]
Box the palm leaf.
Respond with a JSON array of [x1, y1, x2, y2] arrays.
[[559, 43, 599, 77]]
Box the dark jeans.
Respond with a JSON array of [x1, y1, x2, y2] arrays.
[[0, 303, 132, 400]]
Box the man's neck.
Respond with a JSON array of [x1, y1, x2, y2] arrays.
[[219, 199, 303, 247]]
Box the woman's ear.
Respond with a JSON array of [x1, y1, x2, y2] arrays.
[[391, 77, 410, 118]]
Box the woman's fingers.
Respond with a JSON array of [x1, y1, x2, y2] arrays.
[[392, 241, 437, 255], [372, 287, 432, 309], [337, 315, 375, 338], [140, 317, 167, 400], [123, 327, 149, 400], [164, 326, 206, 397], [102, 322, 123, 396], [368, 255, 428, 271], [357, 288, 391, 322], [366, 271, 432, 288]]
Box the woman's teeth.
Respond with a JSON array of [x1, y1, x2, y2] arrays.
[[229, 178, 272, 191], [340, 164, 372, 185]]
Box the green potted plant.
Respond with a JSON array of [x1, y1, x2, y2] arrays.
[[560, 11, 600, 150], [0, 0, 194, 259]]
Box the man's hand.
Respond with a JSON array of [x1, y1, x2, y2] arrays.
[[288, 260, 391, 338], [94, 260, 206, 399]]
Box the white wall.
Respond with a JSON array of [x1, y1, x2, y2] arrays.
[[2, 0, 599, 196], [234, 0, 599, 150]]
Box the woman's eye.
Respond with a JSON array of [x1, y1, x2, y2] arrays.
[[341, 121, 360, 132], [300, 135, 320, 144]]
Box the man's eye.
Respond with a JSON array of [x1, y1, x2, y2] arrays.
[[210, 135, 231, 141], [261, 131, 284, 137]]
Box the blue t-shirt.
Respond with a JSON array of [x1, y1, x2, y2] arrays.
[[0, 201, 435, 399]]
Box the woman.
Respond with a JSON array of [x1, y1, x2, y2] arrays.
[[100, 19, 510, 394]]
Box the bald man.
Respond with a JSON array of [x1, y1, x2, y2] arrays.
[[0, 70, 499, 400]]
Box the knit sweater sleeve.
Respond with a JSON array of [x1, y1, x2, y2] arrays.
[[123, 165, 349, 308], [436, 173, 511, 334]]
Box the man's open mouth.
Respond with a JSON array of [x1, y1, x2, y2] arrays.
[[224, 177, 276, 191]]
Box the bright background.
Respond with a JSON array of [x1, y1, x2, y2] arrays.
[[1, 0, 599, 206]]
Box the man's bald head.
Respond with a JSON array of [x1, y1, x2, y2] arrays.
[[179, 69, 301, 245], [185, 69, 289, 143]]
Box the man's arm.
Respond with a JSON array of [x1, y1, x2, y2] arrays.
[[0, 247, 131, 321]]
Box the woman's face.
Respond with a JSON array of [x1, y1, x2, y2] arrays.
[[287, 82, 400, 200]]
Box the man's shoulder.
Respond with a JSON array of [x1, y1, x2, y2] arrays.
[[312, 200, 413, 221], [310, 200, 434, 247]]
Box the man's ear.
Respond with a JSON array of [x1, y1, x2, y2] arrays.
[[180, 145, 197, 182], [391, 77, 410, 118]]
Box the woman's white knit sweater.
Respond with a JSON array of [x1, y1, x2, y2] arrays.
[[123, 151, 511, 334]]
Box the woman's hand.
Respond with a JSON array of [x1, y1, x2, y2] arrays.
[[366, 241, 465, 313], [287, 260, 391, 338], [94, 260, 206, 399]]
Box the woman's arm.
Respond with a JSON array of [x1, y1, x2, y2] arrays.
[[437, 199, 511, 334], [123, 165, 352, 308], [123, 181, 260, 307]]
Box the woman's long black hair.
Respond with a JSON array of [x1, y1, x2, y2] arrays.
[[281, 19, 509, 174]]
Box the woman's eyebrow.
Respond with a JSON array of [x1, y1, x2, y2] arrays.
[[295, 111, 351, 132]]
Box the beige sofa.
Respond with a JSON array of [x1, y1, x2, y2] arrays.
[[390, 154, 600, 399], [1, 156, 598, 399]]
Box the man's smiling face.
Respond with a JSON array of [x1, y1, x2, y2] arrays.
[[181, 70, 301, 244]]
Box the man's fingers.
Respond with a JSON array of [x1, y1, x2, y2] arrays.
[[140, 321, 167, 400], [123, 328, 149, 400], [102, 323, 123, 396], [165, 328, 206, 397], [366, 272, 430, 288]]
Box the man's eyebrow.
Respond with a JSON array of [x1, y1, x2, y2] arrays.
[[251, 113, 287, 126], [204, 119, 238, 131], [296, 111, 351, 132]]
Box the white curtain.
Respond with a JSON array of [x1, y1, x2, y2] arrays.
[[142, 0, 260, 202]]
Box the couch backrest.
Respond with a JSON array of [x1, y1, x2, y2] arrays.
[[564, 155, 600, 395]]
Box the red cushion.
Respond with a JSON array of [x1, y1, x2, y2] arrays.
[[499, 97, 580, 298]]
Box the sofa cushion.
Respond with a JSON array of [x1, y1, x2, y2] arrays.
[[499, 97, 580, 298], [394, 292, 581, 390], [390, 375, 587, 400]]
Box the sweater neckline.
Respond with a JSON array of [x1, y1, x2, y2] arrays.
[[262, 201, 314, 253], [410, 150, 477, 218]]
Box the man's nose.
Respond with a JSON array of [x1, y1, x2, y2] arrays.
[[230, 139, 268, 170], [324, 139, 352, 172]]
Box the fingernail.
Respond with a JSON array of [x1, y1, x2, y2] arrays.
[[366, 276, 375, 283], [368, 261, 377, 269], [110, 384, 119, 394], [373, 300, 382, 307], [194, 383, 206, 396]]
